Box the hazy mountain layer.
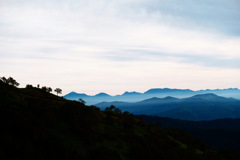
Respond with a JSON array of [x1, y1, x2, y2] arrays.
[[96, 94, 240, 121], [64, 88, 240, 105]]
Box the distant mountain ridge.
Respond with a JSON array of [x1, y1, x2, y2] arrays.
[[95, 93, 240, 121], [64, 88, 240, 105]]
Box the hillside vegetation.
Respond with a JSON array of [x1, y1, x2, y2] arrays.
[[0, 80, 240, 160]]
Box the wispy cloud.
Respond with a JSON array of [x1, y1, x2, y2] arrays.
[[0, 0, 240, 94]]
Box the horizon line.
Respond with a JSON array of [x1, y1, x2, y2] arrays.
[[65, 87, 240, 97]]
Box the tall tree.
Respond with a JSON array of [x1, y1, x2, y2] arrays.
[[54, 88, 62, 95]]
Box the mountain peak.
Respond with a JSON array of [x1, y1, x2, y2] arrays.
[[144, 88, 193, 94], [227, 88, 239, 91], [67, 91, 77, 95], [140, 96, 180, 103], [193, 93, 218, 97], [163, 96, 179, 100], [122, 91, 141, 96], [64, 92, 88, 99], [95, 93, 110, 97], [189, 93, 224, 101], [64, 91, 82, 96]]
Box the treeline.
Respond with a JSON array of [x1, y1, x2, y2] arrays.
[[0, 76, 19, 87], [0, 76, 123, 112], [0, 76, 62, 95]]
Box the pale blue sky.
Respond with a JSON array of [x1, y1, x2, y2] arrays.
[[0, 0, 240, 95]]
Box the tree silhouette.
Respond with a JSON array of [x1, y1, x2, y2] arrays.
[[1, 76, 19, 87], [41, 86, 52, 93], [7, 77, 19, 86], [41, 86, 48, 92], [110, 105, 116, 111], [54, 88, 62, 95], [104, 105, 121, 113], [114, 108, 121, 113], [47, 87, 52, 93], [123, 111, 129, 116], [105, 107, 110, 111], [0, 76, 7, 83], [78, 98, 86, 105], [26, 84, 33, 88]]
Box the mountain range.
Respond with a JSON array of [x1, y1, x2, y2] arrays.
[[96, 93, 240, 121], [64, 88, 240, 105], [3, 80, 239, 159]]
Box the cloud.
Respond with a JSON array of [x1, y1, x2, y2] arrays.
[[0, 0, 240, 94]]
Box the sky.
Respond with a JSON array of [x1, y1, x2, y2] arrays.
[[0, 0, 240, 95]]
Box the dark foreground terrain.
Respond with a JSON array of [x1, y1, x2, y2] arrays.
[[1, 81, 240, 160], [137, 115, 240, 152]]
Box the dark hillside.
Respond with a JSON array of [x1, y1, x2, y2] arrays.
[[136, 115, 240, 151], [0, 81, 240, 160]]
